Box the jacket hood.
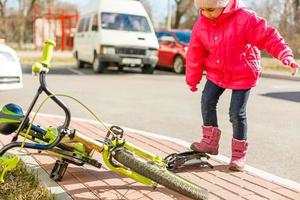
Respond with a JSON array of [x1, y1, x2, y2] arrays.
[[223, 0, 245, 14]]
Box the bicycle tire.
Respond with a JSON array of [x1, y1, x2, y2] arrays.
[[113, 148, 208, 200]]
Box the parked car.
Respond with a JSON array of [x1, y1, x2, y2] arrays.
[[0, 44, 23, 90], [156, 30, 191, 74], [73, 0, 159, 74]]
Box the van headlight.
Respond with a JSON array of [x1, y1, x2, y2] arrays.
[[147, 48, 158, 57], [100, 46, 115, 55]]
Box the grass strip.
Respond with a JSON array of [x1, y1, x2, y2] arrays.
[[0, 156, 55, 200]]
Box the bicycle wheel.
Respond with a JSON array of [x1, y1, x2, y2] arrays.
[[113, 148, 208, 200]]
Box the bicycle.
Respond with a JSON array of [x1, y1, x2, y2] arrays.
[[0, 40, 208, 200]]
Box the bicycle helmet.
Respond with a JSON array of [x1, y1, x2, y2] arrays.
[[0, 103, 24, 135]]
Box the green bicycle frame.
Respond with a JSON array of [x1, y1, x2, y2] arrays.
[[0, 38, 168, 187], [20, 125, 166, 187]]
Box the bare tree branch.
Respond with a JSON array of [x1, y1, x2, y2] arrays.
[[0, 0, 8, 17], [173, 0, 193, 28]]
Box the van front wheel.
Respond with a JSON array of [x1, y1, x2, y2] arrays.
[[93, 57, 106, 73], [75, 53, 84, 69]]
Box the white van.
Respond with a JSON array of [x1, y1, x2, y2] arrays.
[[73, 0, 159, 74]]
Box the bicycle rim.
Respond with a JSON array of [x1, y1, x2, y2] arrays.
[[113, 148, 208, 200]]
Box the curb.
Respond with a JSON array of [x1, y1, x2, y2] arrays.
[[21, 64, 300, 82], [36, 113, 300, 192], [118, 125, 300, 192], [7, 148, 73, 200], [17, 51, 73, 58]]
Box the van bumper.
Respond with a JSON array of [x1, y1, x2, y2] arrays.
[[99, 54, 158, 67]]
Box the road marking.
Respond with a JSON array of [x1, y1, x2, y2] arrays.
[[271, 85, 300, 89], [34, 112, 300, 192], [67, 67, 85, 75]]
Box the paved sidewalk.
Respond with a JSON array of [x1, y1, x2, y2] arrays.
[[2, 115, 300, 200]]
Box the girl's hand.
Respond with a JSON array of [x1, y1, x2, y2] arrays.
[[281, 56, 299, 76], [189, 85, 198, 92], [291, 67, 299, 76]]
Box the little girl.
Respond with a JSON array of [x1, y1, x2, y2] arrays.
[[186, 0, 299, 171]]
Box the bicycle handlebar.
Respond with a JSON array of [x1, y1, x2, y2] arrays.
[[37, 39, 71, 129], [40, 39, 56, 68], [0, 39, 71, 156], [39, 72, 71, 129]]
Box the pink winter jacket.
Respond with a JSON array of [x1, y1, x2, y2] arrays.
[[186, 0, 294, 90]]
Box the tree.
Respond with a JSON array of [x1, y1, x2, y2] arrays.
[[0, 0, 7, 17], [251, 0, 300, 57], [0, 0, 78, 48], [0, 0, 8, 40], [292, 0, 300, 33], [173, 0, 194, 28], [0, 0, 39, 46], [17, 0, 37, 47]]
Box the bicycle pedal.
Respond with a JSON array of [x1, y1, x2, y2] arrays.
[[164, 151, 212, 171], [50, 159, 69, 182]]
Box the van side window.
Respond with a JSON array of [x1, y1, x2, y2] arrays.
[[92, 14, 98, 31], [84, 16, 91, 32], [77, 18, 86, 33]]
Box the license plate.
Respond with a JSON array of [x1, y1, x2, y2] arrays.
[[121, 58, 142, 65]]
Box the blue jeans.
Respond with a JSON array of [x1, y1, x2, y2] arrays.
[[201, 80, 251, 140]]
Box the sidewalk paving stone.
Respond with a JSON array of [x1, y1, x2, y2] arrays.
[[1, 115, 300, 200]]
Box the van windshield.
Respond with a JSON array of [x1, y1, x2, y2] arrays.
[[101, 12, 152, 33]]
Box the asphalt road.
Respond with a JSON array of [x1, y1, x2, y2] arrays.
[[1, 66, 300, 183]]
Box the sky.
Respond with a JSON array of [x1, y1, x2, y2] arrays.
[[59, 0, 254, 27], [60, 0, 175, 26]]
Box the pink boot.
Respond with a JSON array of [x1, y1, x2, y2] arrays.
[[190, 126, 221, 155], [229, 139, 248, 171]]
